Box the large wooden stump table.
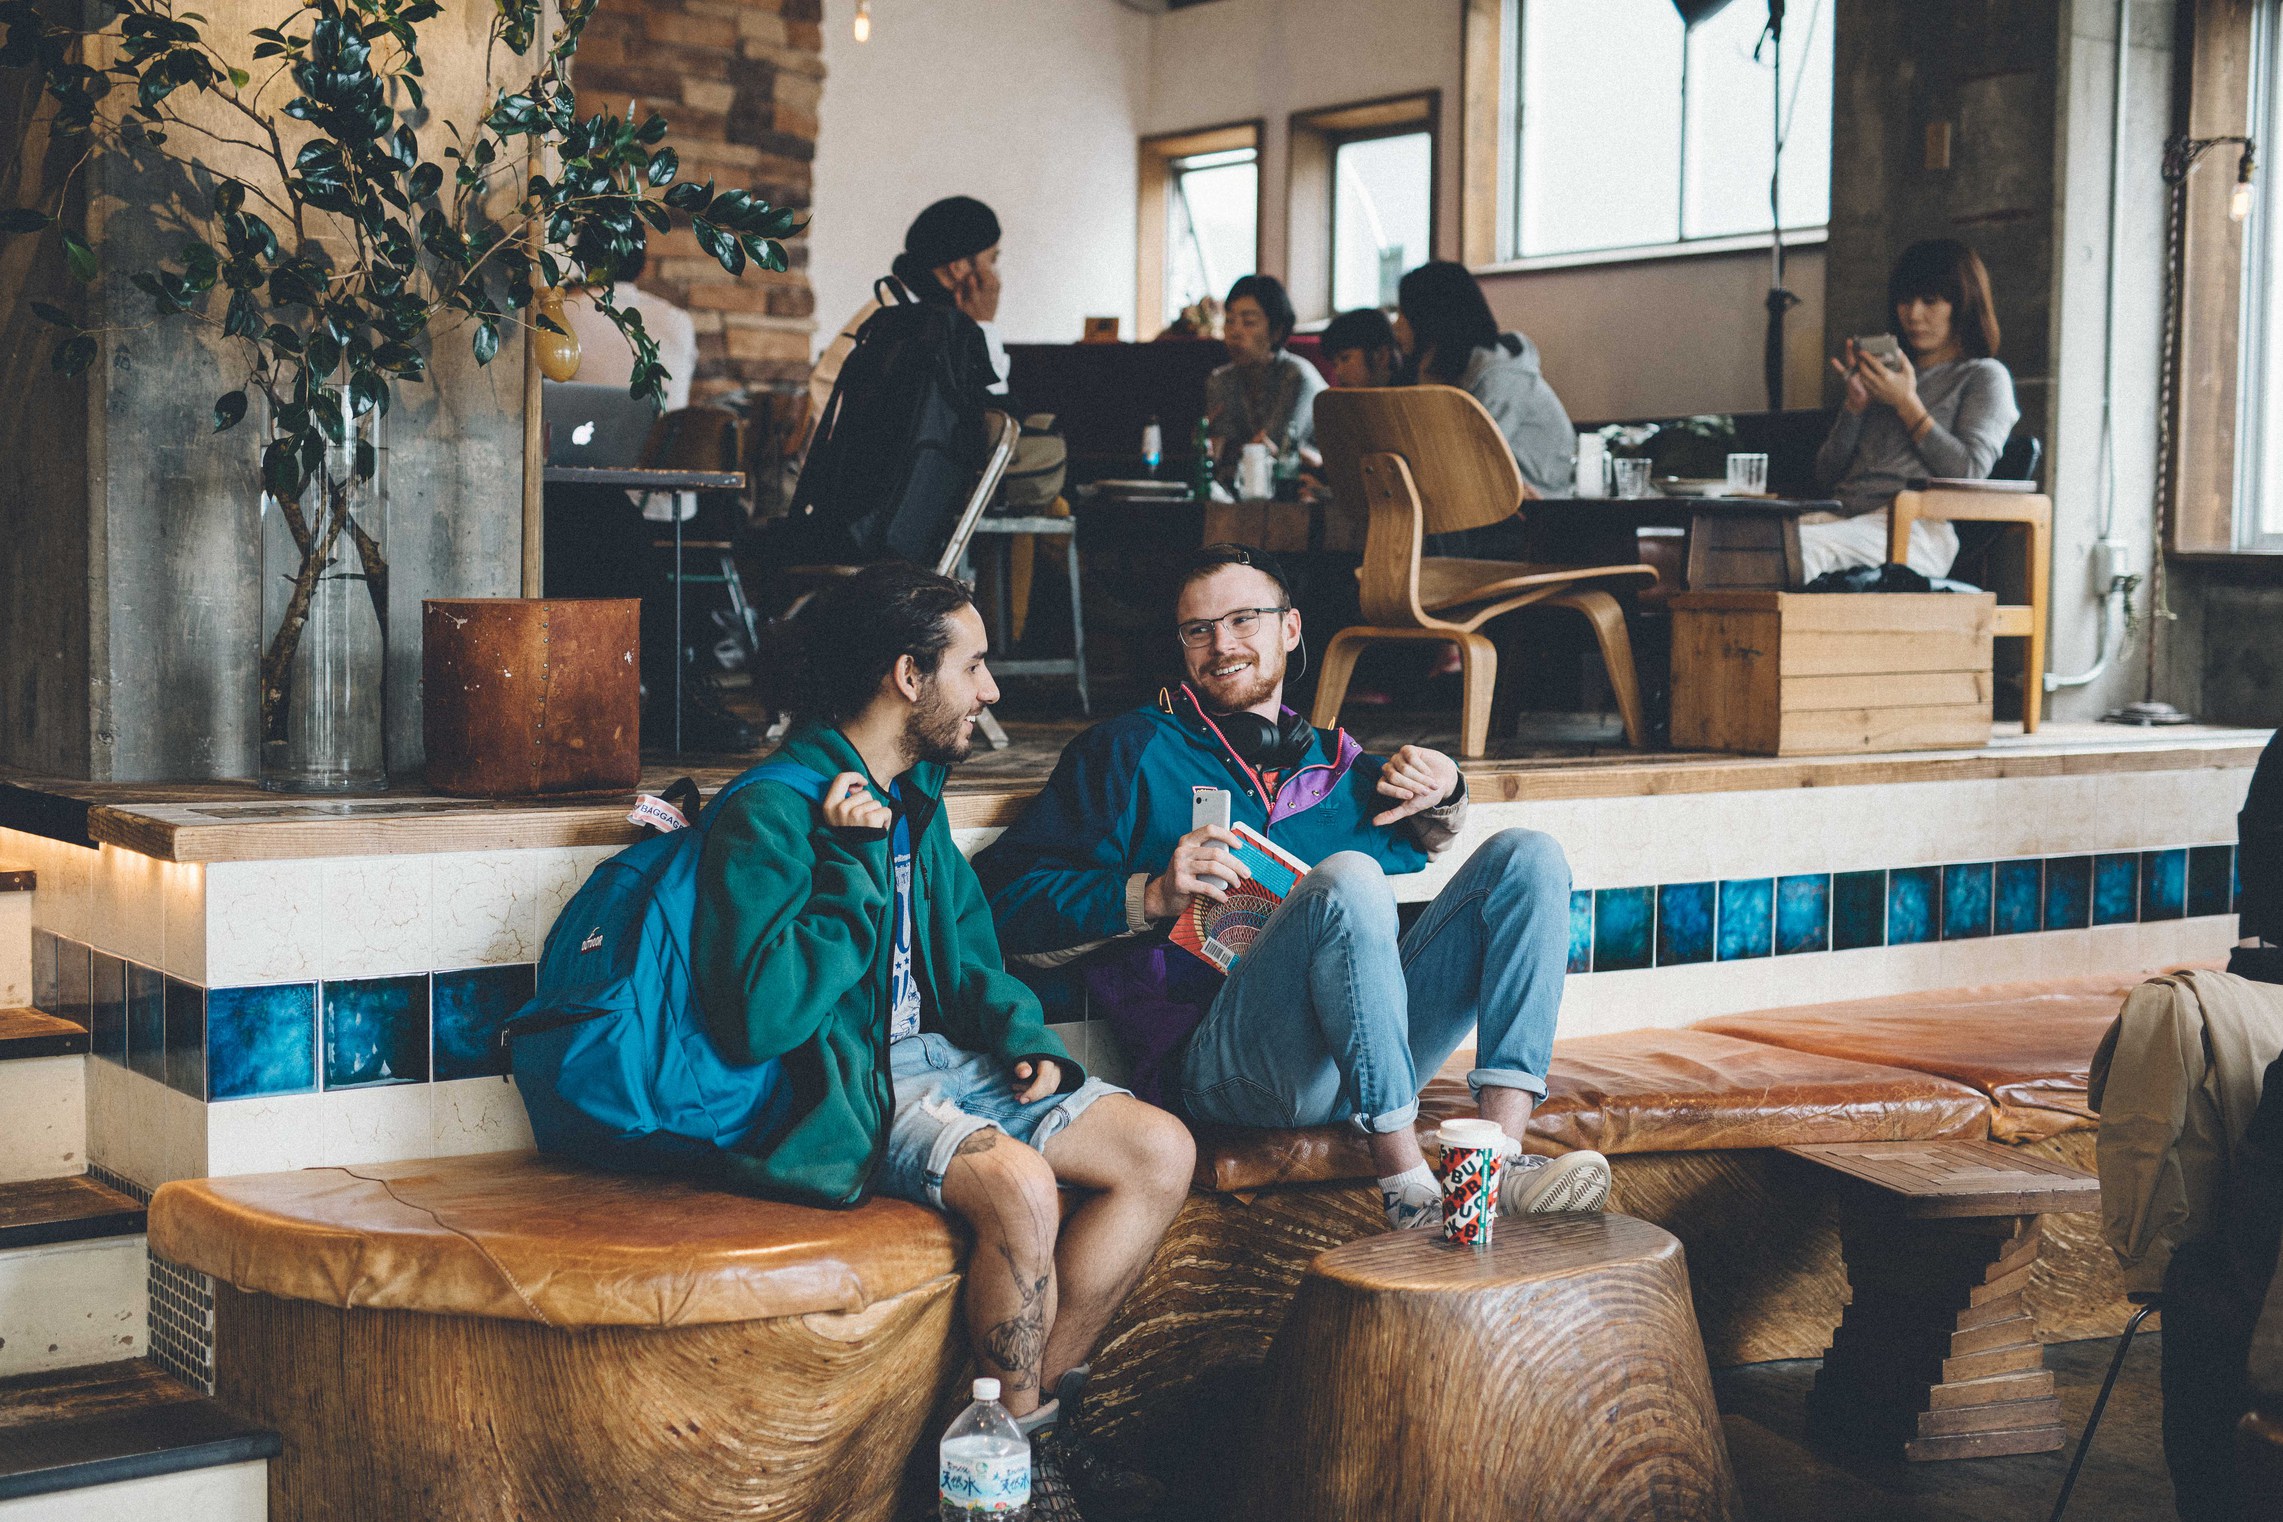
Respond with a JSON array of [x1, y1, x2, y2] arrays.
[[1236, 1213, 1741, 1522], [1785, 1139, 2101, 1461]]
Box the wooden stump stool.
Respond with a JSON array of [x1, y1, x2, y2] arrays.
[[1236, 1213, 1741, 1522], [1785, 1139, 2100, 1461]]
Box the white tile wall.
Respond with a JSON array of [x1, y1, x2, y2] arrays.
[[0, 1234, 147, 1376], [0, 1460, 269, 1522], [0, 1054, 86, 1182], [320, 856, 434, 980], [85, 1061, 210, 1192], [204, 1076, 534, 1177], [432, 852, 543, 968], [204, 859, 325, 987], [0, 892, 28, 1005], [90, 844, 169, 969]]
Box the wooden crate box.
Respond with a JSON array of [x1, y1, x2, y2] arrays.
[[1670, 591, 1996, 756]]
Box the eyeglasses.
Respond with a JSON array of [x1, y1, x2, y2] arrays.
[[1176, 606, 1290, 648]]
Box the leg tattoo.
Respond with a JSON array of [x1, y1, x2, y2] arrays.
[[980, 1243, 1050, 1390]]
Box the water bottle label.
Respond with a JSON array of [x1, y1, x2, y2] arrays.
[[940, 1451, 1030, 1510]]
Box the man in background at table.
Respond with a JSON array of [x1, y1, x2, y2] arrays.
[[976, 544, 1610, 1232]]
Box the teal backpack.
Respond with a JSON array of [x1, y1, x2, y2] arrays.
[[503, 759, 827, 1181]]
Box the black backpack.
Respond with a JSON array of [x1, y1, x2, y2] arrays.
[[785, 278, 997, 566]]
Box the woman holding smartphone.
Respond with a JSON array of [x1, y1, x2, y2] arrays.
[[1805, 238, 2019, 579]]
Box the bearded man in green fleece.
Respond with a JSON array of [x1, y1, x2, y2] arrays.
[[692, 561, 1192, 1507]]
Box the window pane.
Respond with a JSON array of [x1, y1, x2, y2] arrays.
[[1681, 0, 1833, 239], [2248, 6, 2283, 542], [1518, 0, 1683, 256], [1333, 132, 1432, 311], [1166, 153, 1258, 323]]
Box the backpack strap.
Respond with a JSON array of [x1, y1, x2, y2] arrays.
[[702, 758, 833, 829]]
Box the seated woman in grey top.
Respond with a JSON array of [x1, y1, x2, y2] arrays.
[[1396, 260, 1574, 498], [1808, 239, 2020, 580], [1205, 274, 1327, 486]]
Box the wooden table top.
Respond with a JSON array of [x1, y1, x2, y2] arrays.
[[1783, 1139, 2100, 1218], [1308, 1212, 1678, 1291], [542, 466, 745, 490]]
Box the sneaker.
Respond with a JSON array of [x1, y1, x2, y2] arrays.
[[1028, 1441, 1088, 1521], [1501, 1149, 1611, 1217], [1382, 1189, 1441, 1232], [1035, 1367, 1163, 1520]]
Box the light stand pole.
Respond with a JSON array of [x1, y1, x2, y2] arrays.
[[2105, 132, 2256, 726], [1761, 0, 1797, 412]]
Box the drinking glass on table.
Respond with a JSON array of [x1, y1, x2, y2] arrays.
[[1612, 458, 1651, 498], [1724, 452, 1769, 496]]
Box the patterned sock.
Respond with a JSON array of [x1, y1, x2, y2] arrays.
[[1378, 1163, 1440, 1224]]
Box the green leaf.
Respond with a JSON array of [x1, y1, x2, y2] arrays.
[[213, 389, 247, 432], [645, 147, 677, 187], [227, 66, 249, 88], [52, 334, 96, 375], [472, 320, 499, 366], [0, 207, 53, 233], [60, 230, 95, 282], [29, 300, 73, 327]]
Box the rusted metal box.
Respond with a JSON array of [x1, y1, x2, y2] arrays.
[[423, 598, 639, 796]]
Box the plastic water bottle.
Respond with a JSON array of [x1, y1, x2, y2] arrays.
[[939, 1377, 1030, 1519], [1142, 415, 1163, 477]]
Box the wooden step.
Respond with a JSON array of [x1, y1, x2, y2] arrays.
[[0, 865, 31, 893], [0, 1359, 277, 1503], [0, 1006, 90, 1062], [0, 1175, 144, 1251]]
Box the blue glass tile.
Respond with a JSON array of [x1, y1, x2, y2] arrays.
[[2140, 849, 2187, 922], [1994, 859, 2043, 937], [30, 928, 60, 1012], [1593, 887, 1654, 972], [1567, 890, 1593, 975], [1717, 879, 1773, 961], [50, 936, 90, 1030], [1656, 882, 1715, 966], [1888, 867, 1939, 946], [2189, 845, 2235, 919], [2045, 856, 2093, 930], [207, 984, 317, 1101], [323, 976, 431, 1089], [1776, 875, 1830, 956], [1941, 863, 1993, 941], [433, 965, 535, 1082], [2093, 853, 2139, 926], [1832, 871, 1887, 950], [163, 978, 205, 1101], [89, 953, 129, 1066]]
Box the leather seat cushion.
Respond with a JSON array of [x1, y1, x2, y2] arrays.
[[1695, 972, 2149, 1142], [1190, 1027, 1991, 1194], [147, 1153, 958, 1327]]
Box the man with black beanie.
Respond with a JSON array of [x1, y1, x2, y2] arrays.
[[806, 194, 1009, 433]]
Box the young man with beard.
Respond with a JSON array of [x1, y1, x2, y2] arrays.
[[976, 545, 1609, 1231], [693, 563, 1192, 1513]]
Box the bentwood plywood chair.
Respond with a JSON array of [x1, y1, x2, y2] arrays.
[[1311, 387, 1656, 756]]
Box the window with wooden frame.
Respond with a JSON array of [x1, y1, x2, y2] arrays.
[[1288, 93, 1440, 322], [1137, 121, 1264, 341], [2171, 0, 2270, 554]]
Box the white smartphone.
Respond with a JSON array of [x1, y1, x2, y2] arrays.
[[1192, 786, 1232, 834], [1852, 333, 1903, 367]]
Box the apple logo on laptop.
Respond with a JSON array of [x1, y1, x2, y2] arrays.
[[572, 421, 596, 445]]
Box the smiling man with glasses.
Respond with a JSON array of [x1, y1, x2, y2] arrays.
[[976, 543, 1608, 1231]]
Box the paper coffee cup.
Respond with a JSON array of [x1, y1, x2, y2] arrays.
[[1437, 1118, 1506, 1244]]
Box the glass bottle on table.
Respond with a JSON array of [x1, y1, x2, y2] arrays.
[[1142, 415, 1163, 478], [1190, 415, 1216, 502]]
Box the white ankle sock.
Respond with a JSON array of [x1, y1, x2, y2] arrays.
[[1377, 1163, 1439, 1209]]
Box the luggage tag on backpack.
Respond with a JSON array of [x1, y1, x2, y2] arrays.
[[628, 795, 689, 833]]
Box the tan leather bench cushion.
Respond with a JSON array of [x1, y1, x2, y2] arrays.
[[147, 1153, 957, 1327], [1191, 1027, 1991, 1194], [1695, 973, 2149, 1142]]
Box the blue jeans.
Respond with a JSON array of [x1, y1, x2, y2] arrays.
[[1175, 828, 1570, 1135]]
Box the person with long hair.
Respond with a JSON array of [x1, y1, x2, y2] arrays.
[[1807, 238, 2020, 578], [1205, 273, 1327, 484], [1395, 260, 1574, 497]]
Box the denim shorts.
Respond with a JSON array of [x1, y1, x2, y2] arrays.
[[878, 1032, 1128, 1208]]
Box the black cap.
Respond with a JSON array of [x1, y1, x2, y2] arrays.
[[904, 196, 1001, 269]]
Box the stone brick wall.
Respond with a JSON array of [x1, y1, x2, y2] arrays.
[[574, 0, 823, 400]]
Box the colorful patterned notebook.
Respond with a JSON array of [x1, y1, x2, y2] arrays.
[[1168, 824, 1311, 974]]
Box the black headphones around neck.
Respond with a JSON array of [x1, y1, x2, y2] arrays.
[[1168, 684, 1320, 771]]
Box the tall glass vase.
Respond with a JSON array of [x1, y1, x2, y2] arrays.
[[258, 401, 389, 792]]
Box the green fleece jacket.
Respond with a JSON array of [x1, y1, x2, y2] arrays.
[[692, 723, 1078, 1206]]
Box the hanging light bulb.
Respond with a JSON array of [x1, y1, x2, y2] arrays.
[[853, 0, 871, 42], [2233, 149, 2258, 222]]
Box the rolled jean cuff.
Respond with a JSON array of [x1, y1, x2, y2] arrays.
[[1353, 1098, 1421, 1136], [1468, 1066, 1547, 1100]]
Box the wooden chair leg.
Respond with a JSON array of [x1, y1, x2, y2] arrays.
[[1547, 588, 1647, 749], [1310, 629, 1372, 732], [1454, 632, 1498, 758], [1888, 498, 1920, 566], [2023, 518, 2049, 734]]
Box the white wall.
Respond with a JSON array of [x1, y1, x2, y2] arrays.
[[810, 0, 1151, 346]]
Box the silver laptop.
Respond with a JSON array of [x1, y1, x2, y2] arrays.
[[542, 381, 662, 468]]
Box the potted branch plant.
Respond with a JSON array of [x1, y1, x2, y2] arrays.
[[0, 0, 797, 789]]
